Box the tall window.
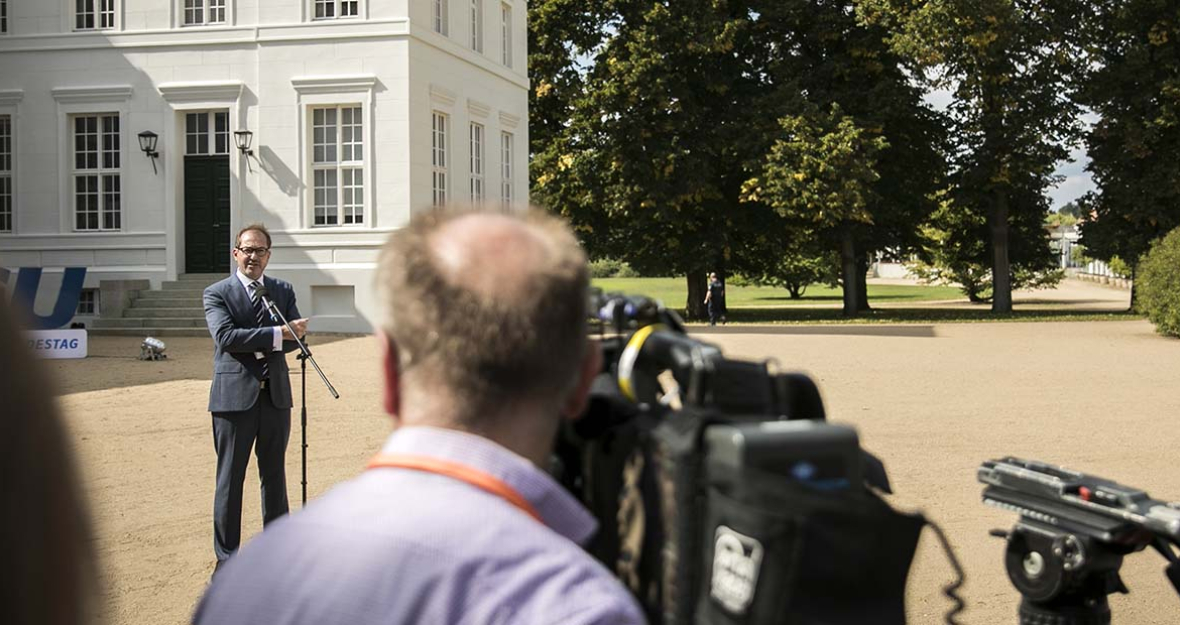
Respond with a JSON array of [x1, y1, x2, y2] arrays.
[[432, 112, 448, 207], [1, 0, 8, 34], [73, 114, 121, 231], [311, 106, 364, 226], [500, 131, 513, 208], [433, 0, 447, 35], [183, 0, 227, 25], [0, 115, 10, 232], [469, 123, 484, 202], [313, 0, 358, 19], [500, 3, 512, 67], [470, 0, 482, 52], [76, 289, 99, 315], [76, 0, 116, 30], [185, 112, 229, 155]]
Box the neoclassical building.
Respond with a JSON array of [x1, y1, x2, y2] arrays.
[[0, 0, 527, 332]]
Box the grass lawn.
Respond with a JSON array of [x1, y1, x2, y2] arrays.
[[592, 277, 964, 308]]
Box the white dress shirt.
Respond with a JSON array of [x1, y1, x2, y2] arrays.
[[234, 270, 283, 353]]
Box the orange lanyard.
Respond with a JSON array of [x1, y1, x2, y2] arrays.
[[367, 453, 543, 524]]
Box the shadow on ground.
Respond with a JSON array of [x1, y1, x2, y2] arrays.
[[691, 325, 939, 338]]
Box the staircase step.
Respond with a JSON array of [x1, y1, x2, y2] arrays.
[[132, 297, 203, 308], [178, 273, 225, 282], [161, 281, 213, 292], [89, 327, 211, 337], [137, 289, 204, 300], [125, 307, 204, 318], [93, 317, 206, 328]]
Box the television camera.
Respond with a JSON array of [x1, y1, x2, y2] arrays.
[[553, 291, 964, 625]]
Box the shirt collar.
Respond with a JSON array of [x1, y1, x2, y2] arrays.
[[235, 270, 266, 292], [379, 426, 599, 545]]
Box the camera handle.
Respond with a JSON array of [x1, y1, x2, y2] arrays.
[[996, 522, 1127, 625]]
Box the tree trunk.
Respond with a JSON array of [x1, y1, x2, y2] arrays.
[[1129, 266, 1137, 312], [686, 270, 707, 320], [840, 226, 860, 317], [856, 253, 871, 312], [990, 190, 1013, 313]]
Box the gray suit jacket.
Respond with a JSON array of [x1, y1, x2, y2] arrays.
[[204, 275, 301, 413]]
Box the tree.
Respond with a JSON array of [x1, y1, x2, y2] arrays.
[[860, 0, 1084, 312], [743, 106, 886, 316], [1077, 0, 1180, 310]]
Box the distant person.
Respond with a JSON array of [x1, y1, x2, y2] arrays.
[[0, 299, 99, 624], [704, 271, 727, 326], [203, 223, 307, 574], [194, 210, 645, 624]]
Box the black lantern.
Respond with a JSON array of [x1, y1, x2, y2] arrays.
[[137, 130, 159, 174], [233, 130, 254, 157]]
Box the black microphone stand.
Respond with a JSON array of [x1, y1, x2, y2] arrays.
[[259, 289, 339, 507]]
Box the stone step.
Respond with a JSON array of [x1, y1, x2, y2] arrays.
[[137, 289, 204, 300], [93, 317, 206, 328], [124, 307, 204, 318], [89, 327, 211, 337], [178, 273, 225, 282], [131, 297, 202, 308], [161, 281, 213, 292]]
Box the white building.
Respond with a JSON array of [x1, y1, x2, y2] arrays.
[[0, 0, 528, 333]]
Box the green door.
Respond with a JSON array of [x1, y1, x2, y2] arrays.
[[184, 155, 231, 274]]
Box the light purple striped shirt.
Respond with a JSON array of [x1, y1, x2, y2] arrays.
[[194, 426, 647, 625]]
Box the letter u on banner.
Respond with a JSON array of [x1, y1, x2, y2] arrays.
[[12, 267, 88, 330]]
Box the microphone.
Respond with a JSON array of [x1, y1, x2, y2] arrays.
[[253, 283, 279, 321]]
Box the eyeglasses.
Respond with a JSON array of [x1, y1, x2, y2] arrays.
[[236, 247, 271, 257]]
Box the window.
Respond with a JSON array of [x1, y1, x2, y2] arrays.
[[433, 0, 447, 35], [313, 0, 358, 19], [0, 115, 10, 232], [183, 0, 227, 26], [469, 123, 484, 202], [1, 0, 8, 34], [470, 0, 482, 52], [432, 112, 448, 207], [500, 131, 513, 208], [311, 106, 364, 226], [72, 114, 121, 231], [77, 289, 98, 315], [76, 0, 116, 30], [500, 3, 511, 67], [185, 111, 229, 155]]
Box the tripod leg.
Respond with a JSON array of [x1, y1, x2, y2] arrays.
[[301, 356, 308, 507]]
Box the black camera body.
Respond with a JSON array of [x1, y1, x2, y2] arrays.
[[553, 292, 925, 625], [979, 457, 1180, 624]]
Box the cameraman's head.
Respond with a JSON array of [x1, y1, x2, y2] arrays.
[[375, 209, 601, 464]]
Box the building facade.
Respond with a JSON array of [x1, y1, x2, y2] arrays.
[[0, 0, 528, 332]]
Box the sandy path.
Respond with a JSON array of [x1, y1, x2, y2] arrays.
[[49, 279, 1180, 624]]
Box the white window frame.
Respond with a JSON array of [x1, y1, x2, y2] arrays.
[[470, 0, 483, 52], [0, 113, 12, 232], [70, 113, 122, 232], [433, 0, 448, 35], [292, 76, 376, 229], [53, 86, 132, 234], [73, 0, 118, 31], [309, 105, 365, 226], [181, 0, 228, 26], [311, 0, 360, 20], [432, 111, 449, 207], [500, 3, 512, 67], [76, 289, 99, 315], [469, 122, 485, 203], [500, 131, 513, 209], [184, 111, 230, 155]]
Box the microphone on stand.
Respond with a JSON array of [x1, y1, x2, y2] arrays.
[[253, 284, 279, 322]]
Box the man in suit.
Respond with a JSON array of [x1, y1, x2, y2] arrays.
[[203, 223, 307, 572]]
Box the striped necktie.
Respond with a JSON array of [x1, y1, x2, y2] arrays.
[[249, 281, 269, 380]]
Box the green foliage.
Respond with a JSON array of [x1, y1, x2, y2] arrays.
[[588, 258, 640, 279], [1070, 245, 1091, 267], [1058, 202, 1082, 219], [1077, 0, 1180, 291], [1136, 228, 1180, 337], [1046, 212, 1078, 228], [1107, 256, 1132, 279]]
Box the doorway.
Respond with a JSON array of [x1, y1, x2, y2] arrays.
[[183, 110, 231, 274]]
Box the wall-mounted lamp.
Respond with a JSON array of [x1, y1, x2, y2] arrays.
[[234, 130, 255, 172], [137, 130, 159, 174]]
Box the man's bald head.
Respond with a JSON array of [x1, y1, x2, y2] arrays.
[[376, 210, 590, 422]]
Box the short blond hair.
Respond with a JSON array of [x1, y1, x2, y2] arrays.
[[375, 209, 589, 417]]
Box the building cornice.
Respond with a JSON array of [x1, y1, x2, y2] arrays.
[[0, 89, 24, 106], [499, 112, 520, 129], [51, 85, 134, 103], [291, 75, 378, 95], [468, 98, 491, 118], [429, 84, 457, 107], [158, 81, 243, 103]]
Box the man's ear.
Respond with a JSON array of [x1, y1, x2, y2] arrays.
[[377, 331, 401, 420], [562, 339, 603, 421]]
